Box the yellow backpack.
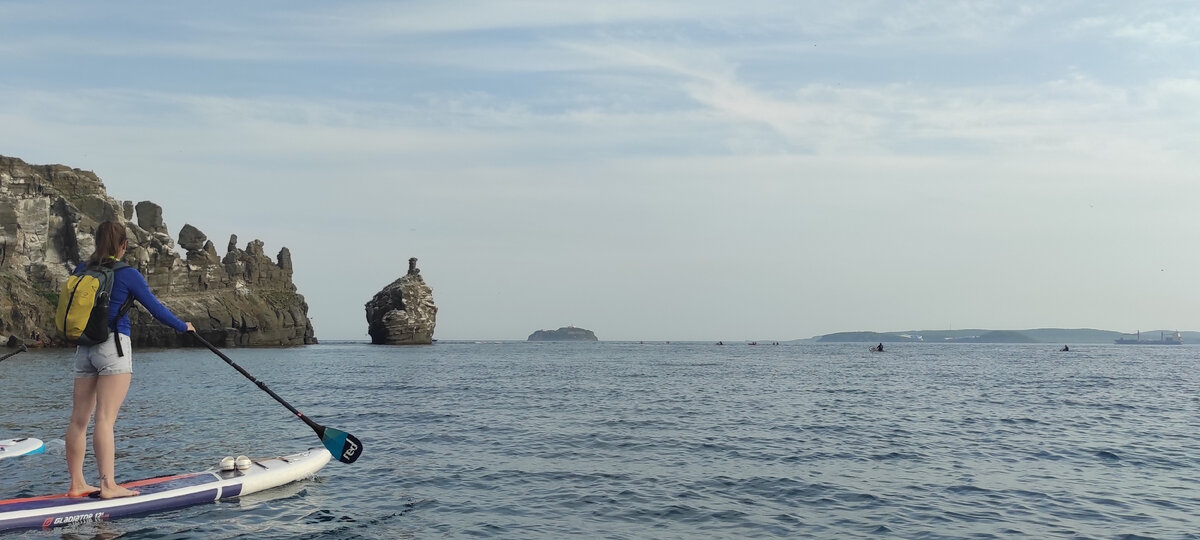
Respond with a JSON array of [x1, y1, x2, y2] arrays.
[[55, 262, 133, 354]]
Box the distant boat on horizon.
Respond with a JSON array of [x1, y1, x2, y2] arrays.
[[1114, 330, 1182, 345]]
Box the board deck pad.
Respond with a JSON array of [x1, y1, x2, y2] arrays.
[[0, 447, 330, 532]]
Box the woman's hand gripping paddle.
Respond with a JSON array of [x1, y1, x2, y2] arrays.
[[189, 331, 363, 464]]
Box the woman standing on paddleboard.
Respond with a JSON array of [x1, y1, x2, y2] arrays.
[[66, 220, 195, 499]]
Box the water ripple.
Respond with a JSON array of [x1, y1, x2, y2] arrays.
[[3, 343, 1200, 538]]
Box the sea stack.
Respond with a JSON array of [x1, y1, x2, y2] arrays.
[[365, 257, 438, 345]]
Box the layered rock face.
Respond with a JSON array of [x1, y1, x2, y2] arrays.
[[0, 155, 316, 348], [365, 258, 437, 345]]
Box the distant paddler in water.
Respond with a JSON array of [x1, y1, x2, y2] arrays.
[[870, 343, 884, 352], [1060, 345, 1070, 352]]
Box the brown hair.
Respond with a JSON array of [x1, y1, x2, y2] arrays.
[[88, 221, 128, 265]]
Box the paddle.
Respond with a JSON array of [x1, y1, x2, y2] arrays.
[[188, 331, 362, 464], [0, 343, 28, 363]]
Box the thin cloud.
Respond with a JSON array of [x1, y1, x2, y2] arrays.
[[1079, 8, 1200, 46], [556, 36, 1200, 160], [4, 1, 1200, 339]]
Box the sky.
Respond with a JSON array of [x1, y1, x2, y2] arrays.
[[1, 1, 1199, 342]]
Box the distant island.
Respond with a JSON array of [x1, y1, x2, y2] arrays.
[[528, 326, 598, 341], [807, 328, 1195, 344]]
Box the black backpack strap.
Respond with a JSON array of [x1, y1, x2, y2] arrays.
[[109, 263, 135, 357], [112, 296, 134, 357]]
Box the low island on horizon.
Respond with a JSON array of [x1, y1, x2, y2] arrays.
[[803, 328, 1190, 345], [528, 326, 599, 342]]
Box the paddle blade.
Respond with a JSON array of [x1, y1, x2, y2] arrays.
[[321, 427, 363, 464]]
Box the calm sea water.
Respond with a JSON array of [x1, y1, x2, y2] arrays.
[[2, 341, 1199, 539]]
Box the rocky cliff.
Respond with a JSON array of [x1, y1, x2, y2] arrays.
[[365, 258, 437, 345], [0, 155, 315, 348]]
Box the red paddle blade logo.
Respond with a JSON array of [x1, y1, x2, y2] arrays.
[[342, 438, 361, 463]]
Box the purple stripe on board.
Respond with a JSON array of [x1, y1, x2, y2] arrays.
[[0, 488, 220, 531], [221, 484, 244, 499], [0, 474, 217, 512]]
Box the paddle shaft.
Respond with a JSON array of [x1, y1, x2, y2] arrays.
[[0, 345, 28, 363], [188, 331, 361, 463], [189, 333, 325, 435]]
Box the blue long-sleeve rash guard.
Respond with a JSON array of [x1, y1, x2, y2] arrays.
[[76, 262, 188, 335]]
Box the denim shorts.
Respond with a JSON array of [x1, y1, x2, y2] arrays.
[[73, 333, 133, 378]]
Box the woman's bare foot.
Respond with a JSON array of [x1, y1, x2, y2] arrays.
[[99, 486, 139, 499], [67, 484, 99, 497]]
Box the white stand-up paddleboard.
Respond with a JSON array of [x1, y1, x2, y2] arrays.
[[0, 438, 45, 460], [0, 447, 330, 532]]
